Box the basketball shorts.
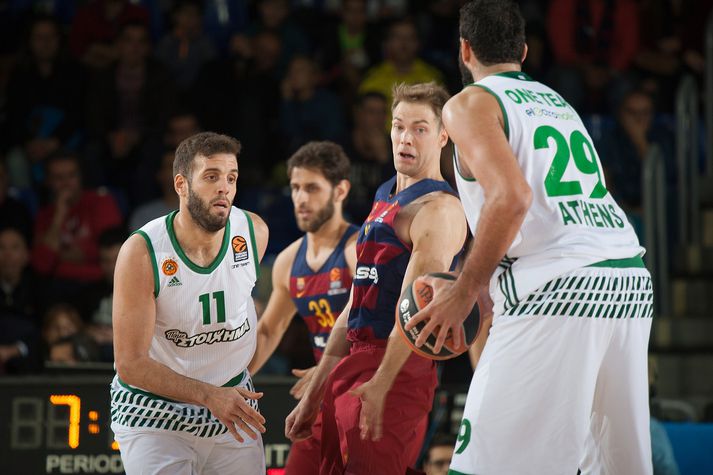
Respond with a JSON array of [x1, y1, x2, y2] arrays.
[[449, 259, 654, 475], [320, 341, 437, 475], [111, 373, 265, 474], [284, 410, 323, 474], [114, 425, 264, 475]]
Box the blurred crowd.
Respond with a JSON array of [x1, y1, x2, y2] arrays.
[[0, 0, 710, 374]]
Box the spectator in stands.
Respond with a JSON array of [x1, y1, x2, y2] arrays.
[[202, 0, 249, 54], [319, 0, 379, 104], [280, 55, 347, 154], [358, 18, 444, 126], [633, 0, 712, 112], [76, 227, 126, 362], [342, 92, 392, 222], [155, 0, 216, 93], [598, 89, 675, 216], [0, 159, 33, 241], [5, 15, 85, 188], [192, 30, 282, 185], [547, 0, 639, 113], [130, 150, 179, 230], [423, 433, 457, 475], [69, 0, 149, 69], [31, 152, 123, 301], [231, 0, 310, 77], [0, 227, 40, 374], [85, 21, 176, 187], [41, 303, 99, 364]]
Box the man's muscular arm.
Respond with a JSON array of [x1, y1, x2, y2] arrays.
[[352, 194, 467, 440], [407, 88, 532, 352], [248, 242, 299, 375], [113, 235, 265, 442]]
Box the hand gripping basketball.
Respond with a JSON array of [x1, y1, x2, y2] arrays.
[[396, 272, 481, 360]]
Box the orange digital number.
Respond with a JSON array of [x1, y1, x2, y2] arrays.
[[50, 395, 81, 449]]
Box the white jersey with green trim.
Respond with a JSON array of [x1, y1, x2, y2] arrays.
[[127, 206, 260, 387], [454, 71, 644, 315]]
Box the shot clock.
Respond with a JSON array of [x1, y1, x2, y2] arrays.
[[1, 375, 123, 474], [1, 374, 307, 474]]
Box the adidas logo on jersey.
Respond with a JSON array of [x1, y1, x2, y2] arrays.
[[167, 276, 182, 287]]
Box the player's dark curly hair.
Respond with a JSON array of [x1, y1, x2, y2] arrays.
[[459, 0, 526, 66], [174, 132, 241, 180], [287, 141, 351, 187]]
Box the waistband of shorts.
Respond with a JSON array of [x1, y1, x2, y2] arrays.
[[116, 369, 247, 402], [586, 256, 645, 269], [350, 339, 388, 352]]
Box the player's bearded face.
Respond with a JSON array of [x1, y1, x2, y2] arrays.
[[187, 182, 229, 233], [295, 190, 335, 233]]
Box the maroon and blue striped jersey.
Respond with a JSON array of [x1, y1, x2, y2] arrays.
[[289, 224, 358, 362], [348, 176, 457, 342]]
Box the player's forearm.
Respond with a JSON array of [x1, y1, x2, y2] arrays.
[[116, 355, 218, 406], [303, 310, 350, 400], [459, 190, 529, 294], [370, 328, 412, 391]]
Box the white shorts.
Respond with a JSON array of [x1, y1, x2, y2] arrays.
[[114, 426, 265, 475], [449, 262, 653, 475]]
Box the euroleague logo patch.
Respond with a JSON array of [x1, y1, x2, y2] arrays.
[[232, 235, 248, 262], [162, 258, 178, 276]]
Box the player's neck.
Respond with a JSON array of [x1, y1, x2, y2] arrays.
[[307, 215, 348, 254], [471, 63, 521, 82], [173, 210, 225, 257], [395, 167, 442, 194]]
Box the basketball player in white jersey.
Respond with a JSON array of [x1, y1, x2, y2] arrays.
[[111, 132, 269, 474], [407, 1, 654, 474]]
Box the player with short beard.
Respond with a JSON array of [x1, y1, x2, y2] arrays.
[[111, 132, 269, 474], [249, 141, 357, 475]]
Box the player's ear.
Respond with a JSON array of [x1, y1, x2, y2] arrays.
[[334, 179, 350, 202], [521, 43, 528, 64], [459, 38, 471, 66], [175, 174, 188, 197], [438, 124, 449, 148]]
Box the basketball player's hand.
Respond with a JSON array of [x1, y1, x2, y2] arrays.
[[349, 378, 387, 441], [206, 387, 266, 443], [289, 366, 316, 400], [405, 275, 480, 354], [285, 393, 320, 442]]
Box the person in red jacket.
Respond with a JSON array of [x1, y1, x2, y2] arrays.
[[32, 151, 123, 295]]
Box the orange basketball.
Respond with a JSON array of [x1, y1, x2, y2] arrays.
[[396, 273, 481, 360]]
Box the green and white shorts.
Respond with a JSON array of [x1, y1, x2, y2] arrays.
[[110, 373, 264, 474], [449, 258, 653, 475]]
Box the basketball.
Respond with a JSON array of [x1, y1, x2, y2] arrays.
[[395, 272, 481, 360]]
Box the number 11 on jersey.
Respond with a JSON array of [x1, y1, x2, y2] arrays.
[[199, 291, 226, 324]]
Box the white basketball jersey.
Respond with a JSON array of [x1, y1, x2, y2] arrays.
[[454, 72, 644, 312], [131, 207, 259, 386]]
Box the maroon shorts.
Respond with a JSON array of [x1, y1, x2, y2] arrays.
[[284, 411, 323, 475], [319, 341, 437, 475]]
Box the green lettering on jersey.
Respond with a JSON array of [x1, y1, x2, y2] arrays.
[[596, 204, 614, 228], [456, 419, 472, 455], [608, 205, 625, 228], [567, 200, 583, 224], [505, 90, 522, 104], [559, 202, 576, 225], [199, 291, 227, 325], [534, 126, 608, 199], [589, 202, 604, 227]]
